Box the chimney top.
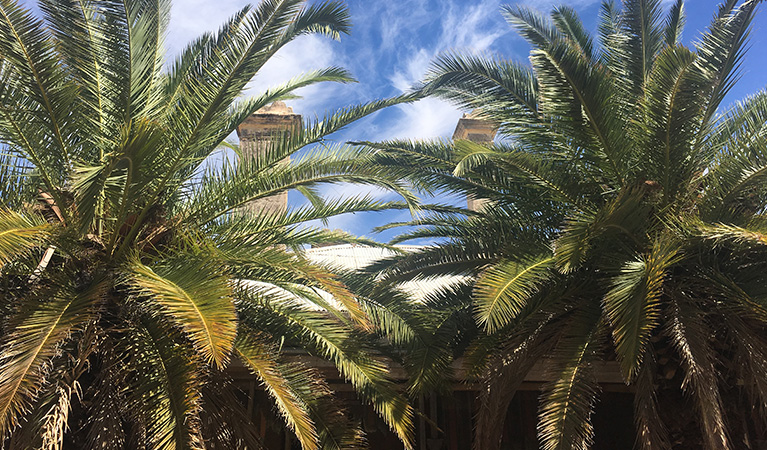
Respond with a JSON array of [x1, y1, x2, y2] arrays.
[[256, 101, 294, 115], [452, 110, 498, 143]]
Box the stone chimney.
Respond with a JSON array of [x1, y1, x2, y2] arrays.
[[236, 101, 302, 216], [451, 111, 498, 212]]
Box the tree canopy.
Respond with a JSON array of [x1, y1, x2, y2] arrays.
[[367, 0, 767, 448]]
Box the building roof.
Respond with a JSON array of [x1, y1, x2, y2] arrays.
[[304, 244, 467, 302], [303, 243, 421, 270]]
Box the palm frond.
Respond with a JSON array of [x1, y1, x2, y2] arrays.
[[597, 0, 624, 69], [641, 45, 702, 204], [665, 297, 729, 449], [693, 0, 760, 128], [0, 209, 48, 269], [0, 279, 104, 439], [502, 5, 560, 49], [0, 0, 75, 162], [127, 257, 237, 368], [551, 6, 594, 60], [537, 309, 602, 450], [622, 0, 665, 95], [125, 315, 203, 450], [701, 89, 767, 220], [237, 288, 415, 448], [422, 51, 539, 128], [603, 237, 681, 380], [283, 0, 350, 41], [664, 0, 686, 47], [183, 143, 417, 225], [235, 332, 318, 450], [530, 40, 626, 185], [633, 351, 671, 450], [473, 255, 554, 333]]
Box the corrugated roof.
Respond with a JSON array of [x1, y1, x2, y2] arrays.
[[303, 244, 422, 270], [305, 244, 467, 302]]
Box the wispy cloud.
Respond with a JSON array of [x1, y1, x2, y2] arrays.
[[379, 0, 507, 140], [512, 0, 602, 9], [166, 0, 249, 57], [246, 36, 345, 115]]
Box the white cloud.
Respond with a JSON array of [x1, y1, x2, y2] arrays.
[[513, 0, 601, 8], [166, 0, 250, 57], [384, 98, 463, 140], [246, 35, 344, 115], [440, 0, 507, 51], [389, 48, 432, 92], [382, 0, 507, 140]]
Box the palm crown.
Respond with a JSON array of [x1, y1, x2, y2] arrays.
[[368, 0, 767, 449], [0, 0, 420, 448]]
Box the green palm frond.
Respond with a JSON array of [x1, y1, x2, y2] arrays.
[[120, 0, 171, 120], [0, 209, 48, 269], [702, 89, 767, 219], [454, 140, 593, 208], [284, 0, 350, 40], [554, 186, 648, 272], [474, 256, 554, 333], [370, 241, 495, 282], [0, 152, 33, 209], [235, 333, 318, 450], [183, 143, 417, 225], [622, 0, 666, 94], [300, 93, 424, 144], [693, 0, 761, 127], [697, 222, 767, 247], [664, 0, 686, 47], [403, 284, 474, 395], [502, 4, 561, 48], [604, 237, 681, 380], [422, 51, 539, 127], [597, 0, 623, 68], [530, 40, 626, 184], [203, 195, 407, 238], [551, 6, 594, 60], [127, 257, 237, 368], [0, 0, 75, 162], [237, 288, 415, 448], [641, 45, 702, 204]]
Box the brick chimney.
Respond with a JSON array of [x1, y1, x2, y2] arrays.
[[236, 101, 302, 216], [451, 111, 498, 212]]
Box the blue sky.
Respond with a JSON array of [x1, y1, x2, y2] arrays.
[[18, 0, 767, 242]]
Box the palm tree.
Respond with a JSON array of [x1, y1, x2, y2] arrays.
[[0, 0, 420, 448], [366, 0, 767, 449]]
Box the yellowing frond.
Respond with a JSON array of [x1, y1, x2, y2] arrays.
[[127, 258, 237, 368], [474, 256, 554, 333], [235, 334, 318, 450], [0, 209, 48, 269]]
